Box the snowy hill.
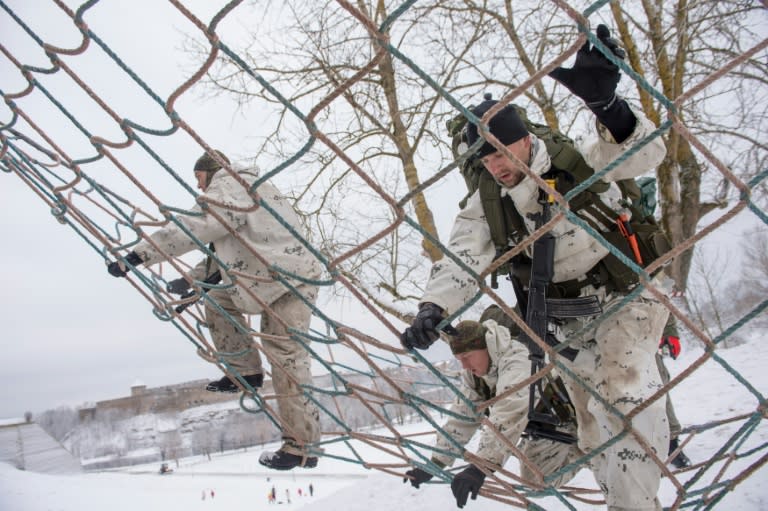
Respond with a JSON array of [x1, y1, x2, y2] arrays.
[[37, 363, 453, 470], [1, 339, 766, 510]]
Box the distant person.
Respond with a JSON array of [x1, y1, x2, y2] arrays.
[[309, 482, 314, 496], [107, 150, 322, 470]]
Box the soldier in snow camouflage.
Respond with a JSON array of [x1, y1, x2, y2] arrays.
[[402, 26, 672, 510], [403, 308, 583, 508], [107, 150, 322, 470]]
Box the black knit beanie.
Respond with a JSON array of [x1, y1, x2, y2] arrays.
[[465, 95, 529, 158]]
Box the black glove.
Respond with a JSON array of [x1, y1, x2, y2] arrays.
[[548, 24, 625, 109], [166, 278, 192, 295], [550, 25, 636, 143], [451, 465, 486, 509], [403, 467, 434, 489], [401, 302, 446, 350], [107, 251, 143, 278]]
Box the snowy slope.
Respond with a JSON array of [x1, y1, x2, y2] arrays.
[[1, 339, 766, 510]]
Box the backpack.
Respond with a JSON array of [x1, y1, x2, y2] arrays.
[[635, 176, 658, 218], [446, 104, 670, 294]]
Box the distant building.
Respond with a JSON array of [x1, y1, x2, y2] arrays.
[[78, 378, 274, 422]]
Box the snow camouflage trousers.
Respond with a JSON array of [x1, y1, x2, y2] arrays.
[[558, 288, 670, 511], [519, 421, 583, 489], [205, 285, 321, 450], [656, 352, 681, 438]]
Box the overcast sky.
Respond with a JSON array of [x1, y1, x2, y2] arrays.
[[0, 0, 252, 417]]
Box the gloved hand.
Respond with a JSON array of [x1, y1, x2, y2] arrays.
[[403, 467, 434, 489], [401, 302, 446, 350], [659, 335, 681, 360], [107, 251, 143, 278], [451, 464, 486, 509], [548, 24, 625, 109], [166, 278, 192, 295]]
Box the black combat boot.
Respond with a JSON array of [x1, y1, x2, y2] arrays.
[[259, 447, 318, 470], [205, 373, 263, 393], [669, 437, 691, 468]]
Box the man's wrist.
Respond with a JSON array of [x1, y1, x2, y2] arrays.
[[590, 96, 637, 144], [586, 93, 618, 111]]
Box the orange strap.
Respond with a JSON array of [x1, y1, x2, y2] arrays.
[[616, 214, 644, 265]]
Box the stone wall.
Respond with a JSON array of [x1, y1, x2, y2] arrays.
[[80, 378, 271, 422]]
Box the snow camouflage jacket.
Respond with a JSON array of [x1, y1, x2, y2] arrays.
[[431, 319, 529, 468], [422, 106, 667, 315], [134, 166, 322, 314]]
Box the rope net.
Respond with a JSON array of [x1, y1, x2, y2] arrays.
[[2, 1, 766, 509]]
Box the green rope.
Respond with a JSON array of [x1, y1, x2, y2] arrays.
[[1, 2, 766, 509]]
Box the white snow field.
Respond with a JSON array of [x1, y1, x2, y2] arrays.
[[1, 338, 767, 510]]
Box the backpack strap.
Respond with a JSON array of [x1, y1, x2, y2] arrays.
[[472, 375, 494, 418], [477, 171, 527, 251], [476, 171, 527, 288]]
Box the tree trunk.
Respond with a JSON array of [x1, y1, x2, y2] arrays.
[[378, 45, 443, 262]]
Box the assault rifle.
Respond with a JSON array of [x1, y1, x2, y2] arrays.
[[174, 270, 222, 313], [523, 375, 578, 445], [513, 179, 602, 427]]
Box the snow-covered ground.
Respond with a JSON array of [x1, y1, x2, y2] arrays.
[[1, 338, 766, 510]]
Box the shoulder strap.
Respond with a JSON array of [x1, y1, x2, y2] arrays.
[[472, 375, 495, 402], [546, 140, 610, 195], [477, 171, 526, 251]]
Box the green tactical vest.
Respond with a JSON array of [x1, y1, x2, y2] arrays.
[[448, 105, 671, 294]]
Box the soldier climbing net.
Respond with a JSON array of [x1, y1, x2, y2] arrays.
[[2, 1, 767, 509]]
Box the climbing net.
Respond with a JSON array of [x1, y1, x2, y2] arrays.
[[2, 1, 767, 509]]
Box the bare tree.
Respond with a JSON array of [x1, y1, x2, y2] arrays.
[[436, 0, 767, 291], [609, 0, 767, 290], [187, 0, 766, 310], [160, 429, 184, 466], [184, 0, 497, 317], [734, 227, 768, 329], [686, 226, 768, 347], [192, 427, 216, 460], [686, 246, 734, 344], [37, 406, 79, 442]]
